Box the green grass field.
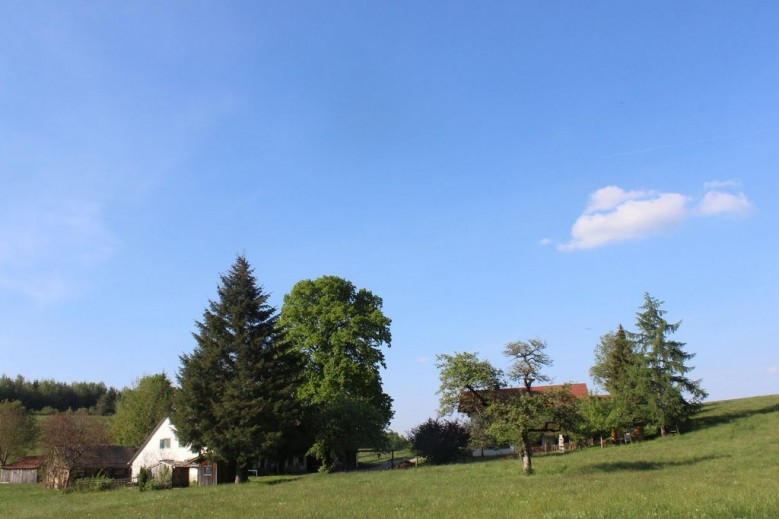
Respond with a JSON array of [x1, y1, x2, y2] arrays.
[[3, 395, 778, 518]]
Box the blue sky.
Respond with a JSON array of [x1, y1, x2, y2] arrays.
[[1, 1, 777, 433]]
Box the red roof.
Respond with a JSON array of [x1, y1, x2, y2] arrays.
[[458, 383, 591, 413], [519, 383, 590, 398]]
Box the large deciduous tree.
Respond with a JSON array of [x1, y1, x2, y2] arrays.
[[488, 338, 553, 474], [173, 256, 303, 483], [631, 293, 707, 436], [279, 276, 392, 471], [113, 373, 175, 447], [42, 410, 109, 489], [0, 400, 37, 466]]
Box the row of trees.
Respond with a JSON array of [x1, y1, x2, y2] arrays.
[[0, 376, 119, 415], [171, 256, 393, 481], [1, 257, 393, 484], [0, 372, 176, 472], [432, 293, 706, 474], [589, 293, 707, 437]]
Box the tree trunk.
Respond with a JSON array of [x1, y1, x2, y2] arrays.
[[520, 436, 533, 474], [235, 465, 248, 484], [660, 424, 667, 437]]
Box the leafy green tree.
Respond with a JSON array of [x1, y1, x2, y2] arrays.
[[113, 373, 175, 447], [435, 352, 504, 458], [488, 338, 553, 474], [173, 256, 304, 483], [578, 393, 615, 445], [279, 276, 392, 471], [307, 394, 387, 471], [631, 293, 707, 436], [0, 400, 38, 466], [435, 352, 504, 418], [465, 415, 498, 458]]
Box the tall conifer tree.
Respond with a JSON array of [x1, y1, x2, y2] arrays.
[[632, 293, 707, 436], [173, 256, 303, 482]]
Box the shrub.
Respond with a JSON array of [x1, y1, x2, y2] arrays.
[[152, 465, 172, 490], [72, 474, 114, 492], [138, 466, 152, 492], [409, 418, 469, 464]]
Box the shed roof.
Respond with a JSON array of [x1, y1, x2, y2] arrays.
[[80, 445, 137, 469], [2, 456, 46, 470]]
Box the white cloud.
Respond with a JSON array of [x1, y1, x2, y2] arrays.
[[557, 182, 753, 251], [417, 356, 428, 364], [584, 186, 654, 214], [696, 190, 753, 217], [768, 366, 779, 375], [559, 192, 688, 251]]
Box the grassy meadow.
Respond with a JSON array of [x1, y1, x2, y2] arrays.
[[2, 394, 778, 518]]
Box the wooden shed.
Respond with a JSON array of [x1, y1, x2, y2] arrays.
[[43, 445, 136, 489], [1, 456, 45, 484], [194, 457, 236, 486]]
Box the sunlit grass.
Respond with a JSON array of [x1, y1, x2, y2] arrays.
[[3, 395, 778, 518]]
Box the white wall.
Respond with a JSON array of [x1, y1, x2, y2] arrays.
[[130, 417, 198, 481], [471, 446, 516, 457]]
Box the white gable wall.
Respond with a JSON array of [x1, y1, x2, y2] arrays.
[[130, 417, 198, 481]]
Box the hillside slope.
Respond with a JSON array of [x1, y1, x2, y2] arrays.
[[2, 395, 778, 518]]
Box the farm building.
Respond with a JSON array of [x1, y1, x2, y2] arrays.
[[0, 456, 45, 484], [129, 416, 200, 486], [42, 445, 136, 489]]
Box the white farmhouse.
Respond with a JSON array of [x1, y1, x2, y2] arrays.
[[129, 416, 199, 485]]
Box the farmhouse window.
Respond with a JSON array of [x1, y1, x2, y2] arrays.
[[159, 438, 171, 449]]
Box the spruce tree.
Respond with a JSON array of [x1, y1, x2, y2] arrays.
[[632, 293, 707, 436], [591, 325, 649, 431], [173, 256, 303, 482]]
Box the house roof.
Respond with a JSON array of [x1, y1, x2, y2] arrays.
[[128, 416, 171, 466], [80, 445, 137, 469], [2, 456, 46, 470], [458, 382, 591, 413], [503, 383, 590, 399]]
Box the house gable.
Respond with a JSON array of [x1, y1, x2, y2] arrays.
[[129, 416, 198, 480]]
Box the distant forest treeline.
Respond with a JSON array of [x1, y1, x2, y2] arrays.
[[0, 374, 119, 415]]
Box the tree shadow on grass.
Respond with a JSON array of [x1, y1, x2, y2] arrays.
[[692, 402, 779, 430], [251, 475, 303, 486], [582, 454, 728, 474]]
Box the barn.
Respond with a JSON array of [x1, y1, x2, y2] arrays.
[[0, 456, 45, 484]]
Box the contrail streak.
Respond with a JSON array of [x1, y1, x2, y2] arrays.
[[603, 127, 779, 159]]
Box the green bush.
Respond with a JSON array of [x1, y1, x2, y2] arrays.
[[72, 474, 114, 492], [137, 466, 152, 492], [152, 465, 172, 490]]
